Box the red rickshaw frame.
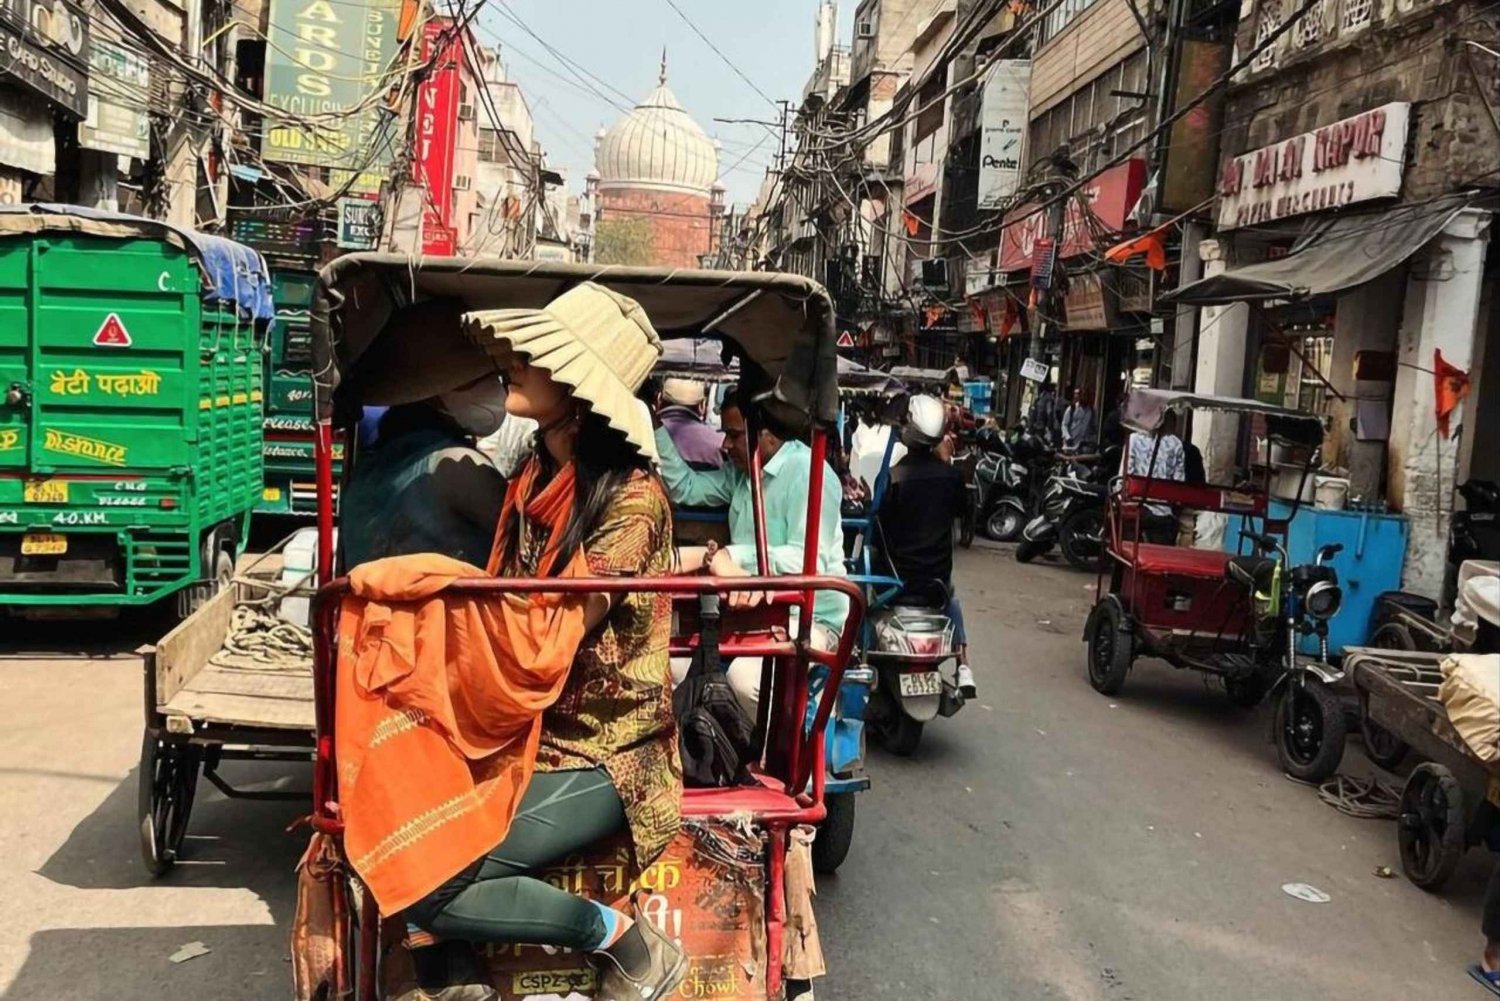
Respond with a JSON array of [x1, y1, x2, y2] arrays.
[[306, 258, 862, 1000]]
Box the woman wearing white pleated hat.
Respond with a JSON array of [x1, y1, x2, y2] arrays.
[[399, 283, 687, 1001]]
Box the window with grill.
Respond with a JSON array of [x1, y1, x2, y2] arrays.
[[1296, 0, 1323, 46], [1341, 0, 1372, 31], [1252, 1, 1284, 71], [1041, 0, 1102, 44]]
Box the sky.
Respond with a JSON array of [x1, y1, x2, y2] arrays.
[[472, 0, 862, 208]]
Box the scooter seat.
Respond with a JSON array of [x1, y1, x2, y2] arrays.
[[1226, 554, 1277, 592]]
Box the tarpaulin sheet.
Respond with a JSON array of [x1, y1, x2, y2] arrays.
[[0, 203, 274, 320], [1161, 195, 1476, 306]]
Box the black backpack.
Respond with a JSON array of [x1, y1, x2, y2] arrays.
[[673, 595, 754, 788]]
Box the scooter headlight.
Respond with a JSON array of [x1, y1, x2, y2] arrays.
[[1304, 580, 1343, 620]]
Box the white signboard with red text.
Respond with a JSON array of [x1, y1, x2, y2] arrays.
[[1216, 102, 1410, 231]]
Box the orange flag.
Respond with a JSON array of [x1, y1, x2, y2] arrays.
[[1434, 349, 1470, 438]]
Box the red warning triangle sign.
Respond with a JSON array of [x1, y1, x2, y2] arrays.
[[836, 330, 856, 348], [93, 313, 132, 347]]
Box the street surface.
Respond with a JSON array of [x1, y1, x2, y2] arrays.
[[0, 546, 1489, 1000]]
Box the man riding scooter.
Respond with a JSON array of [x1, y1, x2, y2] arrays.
[[876, 395, 976, 698]]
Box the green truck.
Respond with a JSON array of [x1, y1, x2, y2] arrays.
[[256, 269, 341, 517], [0, 206, 272, 615]]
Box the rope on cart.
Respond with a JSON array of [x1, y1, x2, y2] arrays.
[[1315, 774, 1403, 820], [209, 603, 314, 672]]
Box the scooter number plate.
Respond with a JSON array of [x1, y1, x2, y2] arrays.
[[898, 671, 943, 697]]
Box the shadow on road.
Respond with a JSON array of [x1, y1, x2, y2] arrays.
[[9, 759, 306, 1001], [0, 605, 173, 661]]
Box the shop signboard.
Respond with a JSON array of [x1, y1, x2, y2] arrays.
[[999, 159, 1147, 271], [79, 37, 149, 159], [336, 196, 380, 249], [1061, 272, 1114, 332], [414, 19, 462, 256], [977, 59, 1029, 209], [263, 0, 402, 182], [1216, 102, 1410, 231], [0, 0, 90, 118]]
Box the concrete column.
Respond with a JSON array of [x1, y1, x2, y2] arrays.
[[1190, 237, 1251, 482], [1388, 208, 1492, 596], [1169, 220, 1205, 389]]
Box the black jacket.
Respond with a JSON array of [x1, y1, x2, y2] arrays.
[[876, 449, 965, 584]]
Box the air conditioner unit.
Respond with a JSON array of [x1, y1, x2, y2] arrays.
[[457, 102, 477, 122], [453, 175, 473, 191], [856, 20, 876, 38]]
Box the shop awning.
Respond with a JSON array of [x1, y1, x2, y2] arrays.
[[1161, 195, 1476, 306]]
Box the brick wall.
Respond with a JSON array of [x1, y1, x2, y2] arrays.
[[596, 187, 715, 268], [1224, 0, 1500, 203]]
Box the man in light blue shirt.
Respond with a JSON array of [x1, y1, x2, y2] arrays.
[[659, 388, 848, 714]]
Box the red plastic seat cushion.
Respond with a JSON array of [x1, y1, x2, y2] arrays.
[[682, 773, 802, 820], [1120, 543, 1232, 579]]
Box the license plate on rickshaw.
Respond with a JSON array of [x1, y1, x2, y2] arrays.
[[20, 533, 67, 556], [899, 671, 943, 697]]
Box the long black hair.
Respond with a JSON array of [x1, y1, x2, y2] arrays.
[[510, 409, 659, 575]]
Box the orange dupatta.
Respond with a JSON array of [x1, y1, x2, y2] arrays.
[[334, 458, 588, 913]]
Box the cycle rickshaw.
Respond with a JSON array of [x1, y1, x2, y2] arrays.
[[303, 257, 864, 1000]]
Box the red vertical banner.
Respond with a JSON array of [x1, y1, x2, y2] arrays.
[[415, 19, 462, 255]]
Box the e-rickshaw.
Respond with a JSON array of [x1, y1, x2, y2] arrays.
[[1084, 390, 1350, 780], [304, 258, 864, 1001]]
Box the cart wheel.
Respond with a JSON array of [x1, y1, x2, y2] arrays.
[[1059, 507, 1108, 573], [1371, 621, 1420, 652], [812, 792, 856, 874], [1085, 601, 1133, 696], [1223, 673, 1269, 708], [872, 712, 924, 756], [985, 505, 1024, 543], [138, 732, 202, 877], [1274, 678, 1347, 782], [1398, 763, 1466, 890], [1360, 713, 1410, 771]]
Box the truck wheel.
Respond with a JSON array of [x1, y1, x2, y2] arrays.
[[1398, 763, 1465, 890], [1085, 601, 1132, 695], [1274, 678, 1347, 782], [812, 792, 856, 874]]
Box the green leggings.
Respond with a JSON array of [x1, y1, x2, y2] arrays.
[[404, 767, 626, 949]]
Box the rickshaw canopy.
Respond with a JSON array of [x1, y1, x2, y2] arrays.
[[1123, 389, 1324, 446], [311, 256, 840, 433]]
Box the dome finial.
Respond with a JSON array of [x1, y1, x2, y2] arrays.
[[659, 47, 667, 85]]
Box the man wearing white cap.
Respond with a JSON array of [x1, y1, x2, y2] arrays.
[[656, 377, 724, 470]]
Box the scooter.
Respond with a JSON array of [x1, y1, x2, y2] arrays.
[[863, 578, 964, 757], [1015, 467, 1109, 570]]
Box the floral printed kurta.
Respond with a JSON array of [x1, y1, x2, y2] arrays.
[[508, 470, 682, 870]]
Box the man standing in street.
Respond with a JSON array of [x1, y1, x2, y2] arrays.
[[1061, 386, 1097, 452], [656, 377, 724, 470], [1029, 380, 1060, 444]]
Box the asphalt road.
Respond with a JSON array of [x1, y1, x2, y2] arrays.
[[0, 545, 1489, 1000]]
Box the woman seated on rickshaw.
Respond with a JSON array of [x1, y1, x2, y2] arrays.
[[346, 284, 688, 1001]]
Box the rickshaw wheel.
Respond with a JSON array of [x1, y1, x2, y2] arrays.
[[812, 792, 856, 874], [1085, 601, 1133, 695], [1273, 680, 1347, 783], [873, 713, 924, 756], [138, 732, 203, 877], [1360, 711, 1410, 771], [1397, 763, 1466, 890]]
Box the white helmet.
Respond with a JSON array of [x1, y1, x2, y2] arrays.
[[904, 394, 946, 448]]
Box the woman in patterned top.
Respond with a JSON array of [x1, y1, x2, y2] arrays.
[[402, 284, 685, 1001]]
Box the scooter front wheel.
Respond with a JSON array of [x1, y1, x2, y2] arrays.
[[1274, 678, 1347, 782]]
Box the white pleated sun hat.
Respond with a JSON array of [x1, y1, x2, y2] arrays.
[[462, 282, 664, 461]]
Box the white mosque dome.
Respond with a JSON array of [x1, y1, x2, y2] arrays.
[[595, 61, 719, 196]]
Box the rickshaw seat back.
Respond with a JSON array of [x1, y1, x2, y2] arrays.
[[1120, 476, 1266, 516]]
